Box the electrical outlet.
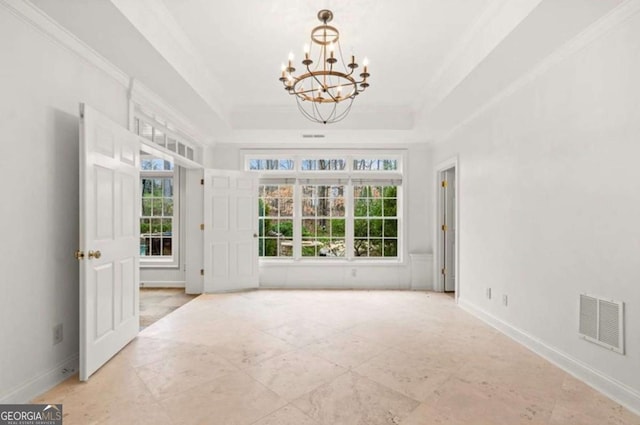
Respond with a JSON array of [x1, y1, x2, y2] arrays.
[[351, 268, 357, 277], [486, 288, 492, 299], [502, 295, 508, 306], [53, 323, 63, 345]]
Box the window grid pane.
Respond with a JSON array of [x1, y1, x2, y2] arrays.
[[258, 184, 294, 257], [353, 159, 398, 171], [140, 168, 174, 258], [249, 159, 294, 170], [301, 185, 345, 257], [353, 185, 398, 258], [136, 117, 198, 164], [301, 159, 346, 171]]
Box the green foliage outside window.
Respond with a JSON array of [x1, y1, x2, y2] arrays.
[[257, 184, 398, 259], [353, 186, 397, 257], [140, 175, 173, 256], [258, 186, 294, 257]]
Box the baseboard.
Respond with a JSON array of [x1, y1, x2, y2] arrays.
[[458, 298, 640, 416], [0, 354, 78, 404], [140, 281, 185, 288]]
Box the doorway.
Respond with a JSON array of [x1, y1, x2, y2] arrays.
[[436, 158, 458, 299]]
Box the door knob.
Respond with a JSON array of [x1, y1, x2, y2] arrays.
[[253, 233, 258, 238], [74, 250, 85, 260], [88, 250, 102, 259]]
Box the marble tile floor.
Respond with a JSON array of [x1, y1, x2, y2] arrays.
[[139, 288, 197, 330], [34, 290, 640, 425]]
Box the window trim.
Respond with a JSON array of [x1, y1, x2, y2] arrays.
[[139, 162, 180, 268], [246, 150, 405, 263], [245, 156, 296, 172], [243, 150, 403, 174]]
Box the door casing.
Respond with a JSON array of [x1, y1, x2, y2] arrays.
[[435, 156, 459, 301]]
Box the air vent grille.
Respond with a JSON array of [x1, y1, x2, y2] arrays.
[[579, 295, 598, 339], [579, 294, 624, 354]]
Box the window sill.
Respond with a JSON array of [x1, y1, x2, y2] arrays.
[[259, 258, 405, 266], [140, 259, 180, 269]]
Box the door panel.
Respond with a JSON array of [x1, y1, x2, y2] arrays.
[[121, 257, 136, 320], [95, 264, 114, 339], [203, 170, 259, 292], [120, 174, 136, 236], [212, 196, 230, 229], [237, 196, 253, 230], [212, 242, 230, 278], [79, 104, 140, 380]]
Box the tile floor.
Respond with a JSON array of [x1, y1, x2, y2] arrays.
[[139, 288, 197, 329], [34, 290, 640, 425]]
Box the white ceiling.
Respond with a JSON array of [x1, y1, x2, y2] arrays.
[[158, 0, 494, 109], [30, 0, 625, 144]]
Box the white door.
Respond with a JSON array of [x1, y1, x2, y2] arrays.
[[443, 168, 456, 292], [78, 104, 140, 380], [203, 170, 259, 292]]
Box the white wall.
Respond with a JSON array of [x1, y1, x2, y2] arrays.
[[0, 6, 128, 401], [210, 143, 433, 289], [431, 10, 640, 410]]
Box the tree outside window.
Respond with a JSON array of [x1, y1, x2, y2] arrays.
[[354, 185, 398, 257]]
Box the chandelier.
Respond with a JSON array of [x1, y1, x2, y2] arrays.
[[279, 9, 370, 124]]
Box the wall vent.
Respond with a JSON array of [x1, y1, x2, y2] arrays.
[[579, 294, 624, 354]]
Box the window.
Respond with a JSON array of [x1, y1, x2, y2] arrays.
[[249, 159, 294, 170], [353, 159, 398, 171], [301, 185, 346, 257], [354, 185, 398, 257], [301, 159, 346, 171], [258, 184, 294, 257], [134, 116, 200, 163], [140, 157, 178, 264], [245, 152, 403, 261]]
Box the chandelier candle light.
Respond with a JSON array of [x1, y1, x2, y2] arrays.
[[279, 9, 370, 124]]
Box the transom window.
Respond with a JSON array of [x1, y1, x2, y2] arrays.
[[246, 151, 403, 261], [134, 116, 200, 163], [301, 159, 346, 171], [249, 159, 295, 171], [353, 159, 398, 171]]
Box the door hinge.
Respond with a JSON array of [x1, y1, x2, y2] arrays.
[[200, 223, 205, 230], [200, 269, 204, 276], [200, 178, 204, 185], [441, 224, 448, 231], [441, 180, 448, 188], [441, 268, 446, 275]]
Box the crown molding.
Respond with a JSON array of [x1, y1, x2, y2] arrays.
[[0, 0, 129, 87], [436, 0, 640, 145], [1, 0, 214, 146]]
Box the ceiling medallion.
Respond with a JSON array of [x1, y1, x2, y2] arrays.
[[279, 9, 370, 124]]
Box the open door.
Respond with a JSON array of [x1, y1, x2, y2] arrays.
[[203, 169, 259, 292], [78, 104, 140, 380], [441, 168, 456, 293]]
